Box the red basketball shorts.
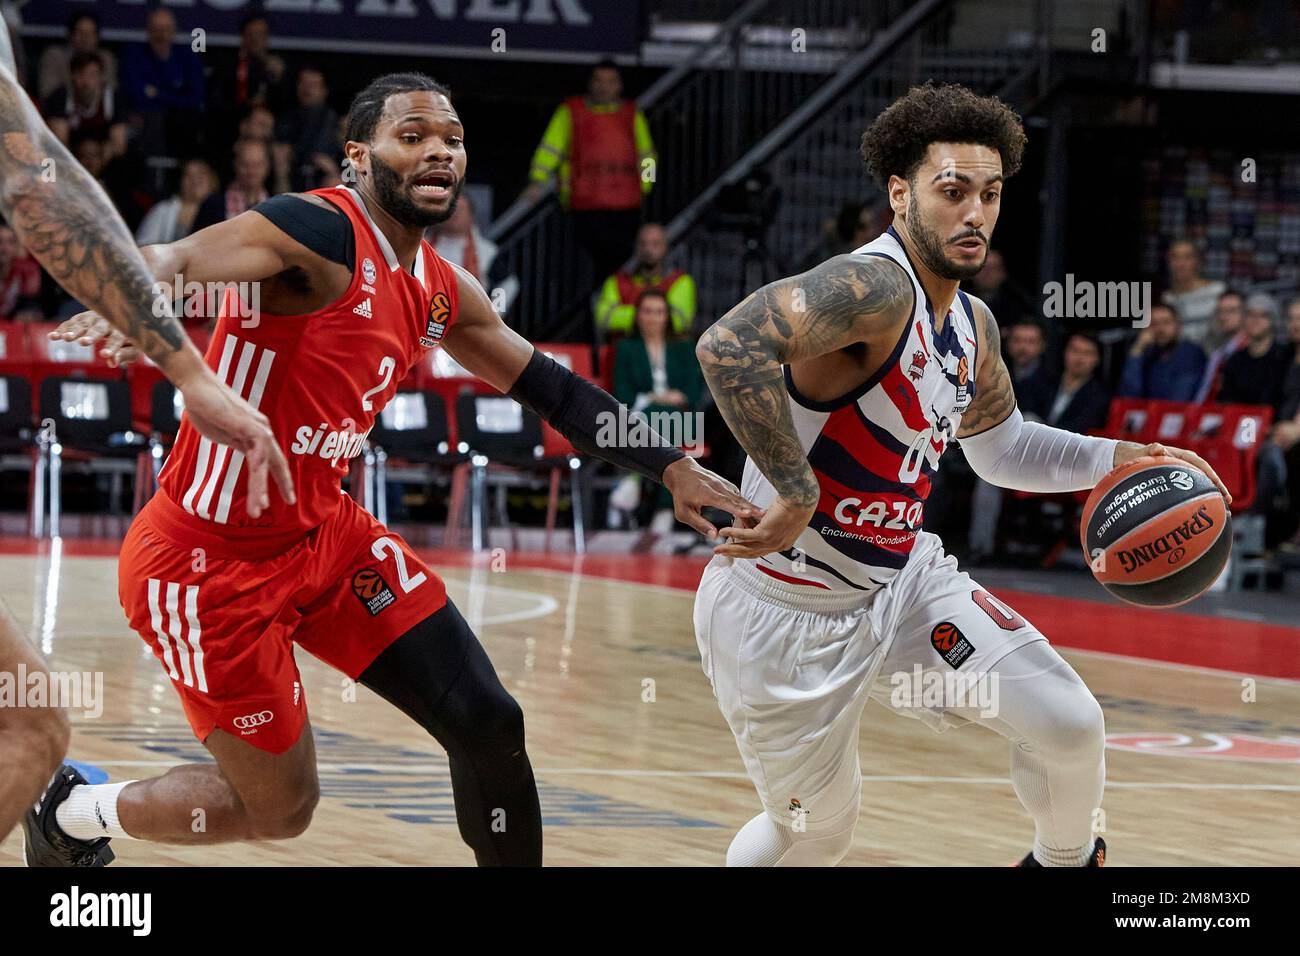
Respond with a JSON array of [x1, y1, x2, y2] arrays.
[[118, 492, 447, 754]]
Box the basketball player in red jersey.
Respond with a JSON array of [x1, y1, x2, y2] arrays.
[[25, 73, 754, 867], [693, 83, 1228, 866], [0, 40, 291, 844]]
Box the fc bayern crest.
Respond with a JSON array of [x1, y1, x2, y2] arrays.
[[421, 291, 451, 348], [362, 257, 377, 285]]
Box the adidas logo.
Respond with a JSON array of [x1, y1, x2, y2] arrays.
[[352, 298, 373, 319]]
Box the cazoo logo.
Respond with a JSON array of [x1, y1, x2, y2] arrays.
[[833, 497, 923, 530], [233, 710, 273, 731]]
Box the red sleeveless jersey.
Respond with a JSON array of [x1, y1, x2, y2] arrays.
[[157, 186, 459, 550]]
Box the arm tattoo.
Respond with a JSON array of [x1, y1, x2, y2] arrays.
[[0, 76, 184, 361], [956, 301, 1016, 437], [697, 255, 911, 506]]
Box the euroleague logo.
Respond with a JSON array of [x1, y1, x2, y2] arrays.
[[420, 291, 451, 348], [352, 567, 397, 616], [930, 621, 975, 669]]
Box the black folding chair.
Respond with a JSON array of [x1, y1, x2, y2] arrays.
[[35, 376, 146, 536]]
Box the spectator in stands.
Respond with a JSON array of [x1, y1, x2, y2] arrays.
[[239, 103, 277, 144], [36, 12, 118, 102], [274, 67, 342, 193], [1278, 297, 1300, 422], [1162, 239, 1224, 346], [123, 8, 206, 157], [966, 249, 1034, 334], [524, 60, 656, 281], [609, 289, 704, 541], [1271, 298, 1300, 553], [799, 201, 872, 271], [1218, 292, 1291, 411], [43, 53, 127, 161], [594, 223, 696, 338], [1195, 290, 1248, 402], [1044, 333, 1111, 433], [213, 14, 287, 130], [0, 225, 43, 322], [136, 158, 219, 246], [966, 319, 1056, 562], [1004, 318, 1053, 419], [193, 139, 272, 232], [1118, 302, 1206, 401], [230, 105, 290, 195], [71, 135, 144, 232], [427, 193, 518, 314]]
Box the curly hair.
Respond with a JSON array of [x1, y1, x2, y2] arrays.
[[859, 82, 1027, 187]]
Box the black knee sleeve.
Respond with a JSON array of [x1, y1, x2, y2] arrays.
[[359, 600, 542, 866]]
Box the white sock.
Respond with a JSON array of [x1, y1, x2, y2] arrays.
[[55, 781, 137, 840], [1033, 838, 1095, 867]]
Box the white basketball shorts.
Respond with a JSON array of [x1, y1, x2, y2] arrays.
[[693, 531, 1046, 831]]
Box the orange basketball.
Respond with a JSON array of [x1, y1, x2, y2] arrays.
[[352, 568, 384, 600], [1080, 455, 1230, 607]]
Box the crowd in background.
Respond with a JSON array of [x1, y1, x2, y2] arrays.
[[3, 11, 1297, 565]]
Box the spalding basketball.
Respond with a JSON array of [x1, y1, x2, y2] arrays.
[[1080, 455, 1230, 608]]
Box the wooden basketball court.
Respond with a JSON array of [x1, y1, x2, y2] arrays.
[[1, 539, 1297, 867]]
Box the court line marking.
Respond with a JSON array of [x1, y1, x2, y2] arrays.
[[514, 567, 1300, 686], [21, 579, 557, 638], [80, 762, 1300, 790], [1057, 645, 1300, 687], [15, 559, 1298, 683]]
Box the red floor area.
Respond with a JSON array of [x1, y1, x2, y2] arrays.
[[7, 537, 1298, 681]]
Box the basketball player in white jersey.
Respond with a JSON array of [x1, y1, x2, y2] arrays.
[[693, 83, 1229, 866]]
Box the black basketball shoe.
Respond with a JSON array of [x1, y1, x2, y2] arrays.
[[23, 765, 115, 867], [1015, 837, 1106, 867]]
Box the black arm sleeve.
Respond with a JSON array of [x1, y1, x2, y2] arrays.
[[508, 348, 685, 483], [250, 194, 355, 270]]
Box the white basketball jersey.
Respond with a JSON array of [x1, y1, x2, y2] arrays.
[[740, 226, 982, 593]]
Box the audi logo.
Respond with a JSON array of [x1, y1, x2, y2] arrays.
[[233, 710, 274, 730]]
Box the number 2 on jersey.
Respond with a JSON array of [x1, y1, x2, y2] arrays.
[[371, 536, 427, 592], [361, 356, 396, 411]]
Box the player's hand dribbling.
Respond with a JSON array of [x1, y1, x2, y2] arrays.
[[50, 311, 141, 368], [1114, 441, 1232, 506], [170, 368, 297, 518], [714, 494, 815, 559], [661, 457, 760, 538]]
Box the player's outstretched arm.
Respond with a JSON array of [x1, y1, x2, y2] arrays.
[[695, 254, 911, 558], [957, 298, 1230, 501], [50, 196, 340, 366], [440, 264, 758, 537], [0, 73, 294, 515]]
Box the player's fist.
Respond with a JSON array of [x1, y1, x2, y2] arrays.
[[713, 494, 815, 559], [50, 311, 141, 368]]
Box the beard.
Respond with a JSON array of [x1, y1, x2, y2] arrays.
[[905, 191, 986, 281], [369, 152, 461, 228]]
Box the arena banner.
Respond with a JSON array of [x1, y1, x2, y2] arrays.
[[20, 1, 644, 59]]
